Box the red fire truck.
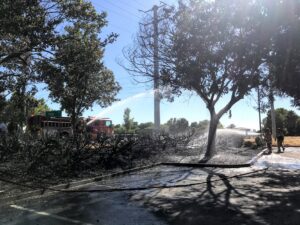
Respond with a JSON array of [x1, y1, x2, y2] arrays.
[[28, 115, 73, 138], [86, 117, 114, 137], [28, 112, 113, 138]]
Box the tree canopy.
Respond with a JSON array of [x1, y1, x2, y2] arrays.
[[263, 108, 300, 136], [0, 0, 116, 66], [37, 22, 120, 129], [123, 108, 134, 132], [0, 94, 50, 126], [263, 0, 300, 107], [125, 0, 272, 160], [0, 0, 120, 131], [165, 118, 189, 134]]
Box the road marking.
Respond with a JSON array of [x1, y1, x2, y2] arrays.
[[10, 204, 94, 225]]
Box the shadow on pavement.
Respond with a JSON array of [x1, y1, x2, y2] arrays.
[[136, 169, 300, 225]]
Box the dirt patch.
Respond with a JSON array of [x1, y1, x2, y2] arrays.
[[282, 137, 300, 147], [245, 136, 300, 147]]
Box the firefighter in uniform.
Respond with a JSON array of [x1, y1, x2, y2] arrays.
[[264, 128, 272, 154], [276, 128, 285, 153]]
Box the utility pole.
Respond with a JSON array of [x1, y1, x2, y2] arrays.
[[257, 86, 262, 132], [269, 74, 276, 139], [270, 87, 276, 139], [153, 5, 160, 132], [139, 3, 168, 133]]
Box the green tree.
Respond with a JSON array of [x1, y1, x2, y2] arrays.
[[190, 120, 222, 131], [125, 0, 268, 160], [190, 122, 198, 129], [6, 93, 38, 127], [0, 0, 116, 65], [166, 118, 177, 134], [263, 0, 300, 107], [132, 121, 139, 131], [123, 108, 134, 132], [166, 1, 269, 160], [138, 122, 154, 130], [1, 0, 117, 88], [286, 110, 299, 135], [262, 108, 300, 135], [264, 108, 287, 132], [0, 0, 54, 65], [166, 118, 189, 134], [1, 0, 119, 132], [33, 99, 51, 115], [113, 124, 125, 134], [0, 94, 49, 128], [177, 118, 189, 132], [227, 124, 236, 129], [198, 120, 210, 131], [38, 23, 120, 132]]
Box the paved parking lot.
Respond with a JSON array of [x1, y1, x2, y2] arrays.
[[0, 148, 299, 225]]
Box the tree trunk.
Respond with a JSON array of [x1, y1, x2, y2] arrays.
[[269, 70, 276, 139], [201, 110, 219, 162], [71, 112, 77, 140], [270, 90, 276, 139], [257, 86, 262, 132]]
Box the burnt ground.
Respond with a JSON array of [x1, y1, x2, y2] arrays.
[[0, 164, 299, 225], [0, 146, 260, 201], [1, 147, 299, 225]]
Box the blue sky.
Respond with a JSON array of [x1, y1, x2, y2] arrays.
[[38, 0, 300, 130]]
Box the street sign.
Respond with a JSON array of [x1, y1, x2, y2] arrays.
[[45, 110, 62, 118]]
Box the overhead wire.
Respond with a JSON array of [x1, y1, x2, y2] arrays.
[[93, 1, 141, 21], [103, 0, 142, 20], [131, 0, 146, 8], [117, 0, 143, 12], [104, 23, 133, 35], [92, 2, 140, 35]]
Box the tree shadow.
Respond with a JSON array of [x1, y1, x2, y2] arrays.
[[137, 169, 300, 225]]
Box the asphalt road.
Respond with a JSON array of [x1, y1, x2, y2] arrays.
[[0, 148, 300, 225], [0, 166, 207, 225]]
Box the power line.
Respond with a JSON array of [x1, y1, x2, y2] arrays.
[[131, 0, 145, 8], [92, 2, 139, 34], [117, 0, 142, 12], [104, 0, 142, 20], [106, 22, 134, 35], [93, 1, 141, 21]]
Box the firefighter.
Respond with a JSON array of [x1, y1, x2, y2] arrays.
[[264, 128, 272, 154], [276, 128, 285, 153]]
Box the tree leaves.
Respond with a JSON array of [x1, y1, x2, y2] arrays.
[[38, 22, 120, 129], [1, 0, 120, 130]]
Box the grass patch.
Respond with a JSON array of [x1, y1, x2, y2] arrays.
[[244, 136, 300, 147]]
